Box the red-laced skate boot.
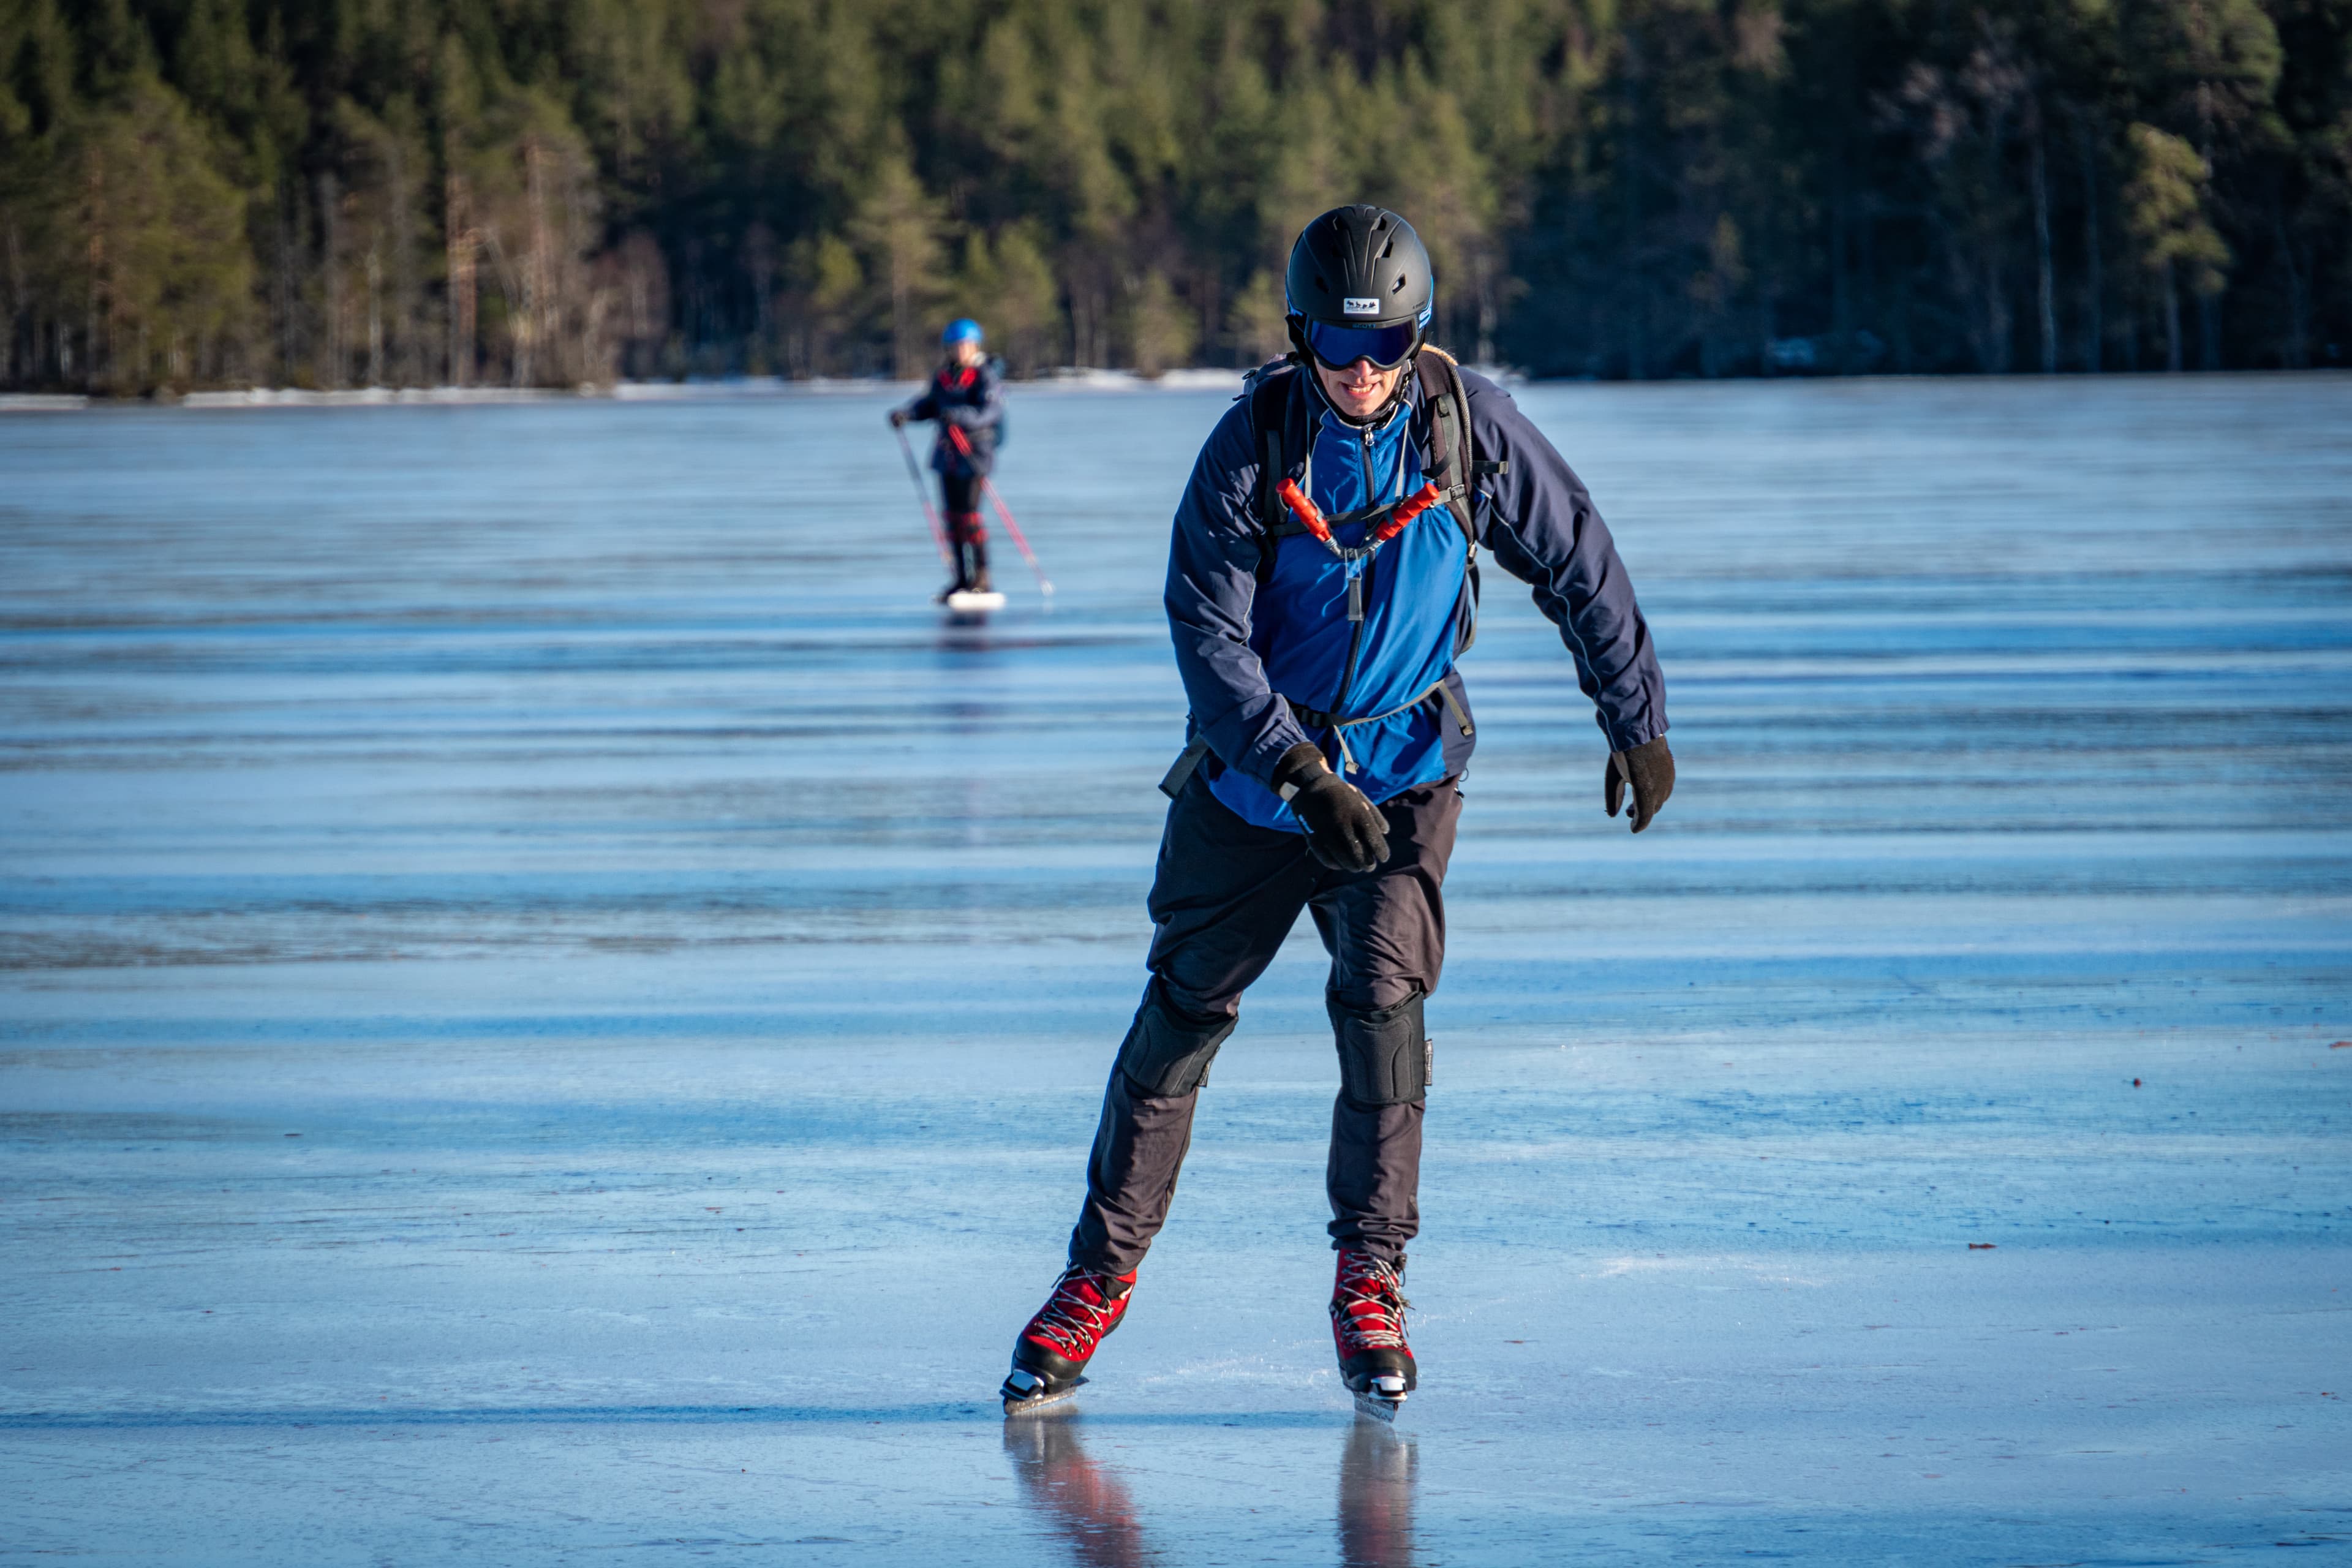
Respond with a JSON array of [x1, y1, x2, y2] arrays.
[[1331, 1250, 1415, 1419], [1001, 1264, 1137, 1415]]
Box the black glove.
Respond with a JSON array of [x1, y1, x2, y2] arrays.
[[1604, 736, 1675, 833], [888, 408, 907, 428], [1275, 742, 1389, 873]]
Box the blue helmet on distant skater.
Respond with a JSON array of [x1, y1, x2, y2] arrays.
[[943, 318, 985, 348]]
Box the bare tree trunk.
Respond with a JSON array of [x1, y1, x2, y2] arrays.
[[390, 138, 418, 386], [2078, 121, 2101, 372], [274, 188, 298, 384], [1980, 115, 2012, 375], [4, 221, 21, 386], [2032, 126, 2056, 374], [2162, 259, 2182, 372], [318, 170, 342, 390], [519, 135, 550, 386], [445, 174, 474, 388], [744, 224, 776, 372], [483, 227, 524, 385], [1892, 262, 1913, 373], [365, 238, 383, 386], [1830, 157, 1852, 373], [85, 178, 103, 393], [2275, 209, 2309, 369], [888, 235, 911, 379], [2196, 102, 2220, 371]]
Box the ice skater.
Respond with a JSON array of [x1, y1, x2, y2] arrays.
[[890, 318, 1006, 602], [1001, 205, 1675, 1419]]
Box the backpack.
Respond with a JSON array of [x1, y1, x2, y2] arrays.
[[1156, 347, 1506, 798], [1242, 345, 1497, 583]]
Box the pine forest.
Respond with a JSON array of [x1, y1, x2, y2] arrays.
[[1, 0, 2347, 393]]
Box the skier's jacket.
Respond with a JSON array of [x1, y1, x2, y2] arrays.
[[1163, 350, 1666, 833], [900, 355, 1006, 478]]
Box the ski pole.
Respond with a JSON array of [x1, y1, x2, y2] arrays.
[[946, 424, 1053, 597], [892, 421, 953, 567]]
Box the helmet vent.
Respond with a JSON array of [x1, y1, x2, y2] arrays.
[[1380, 239, 1395, 258]]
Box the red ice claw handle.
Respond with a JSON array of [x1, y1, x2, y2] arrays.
[[1275, 478, 1334, 543], [1372, 481, 1444, 544], [1281, 477, 1445, 548]]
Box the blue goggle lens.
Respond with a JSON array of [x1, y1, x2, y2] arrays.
[[1305, 318, 1419, 371]]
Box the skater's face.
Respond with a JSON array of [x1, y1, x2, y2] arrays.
[[949, 340, 984, 369], [1314, 355, 1404, 420]]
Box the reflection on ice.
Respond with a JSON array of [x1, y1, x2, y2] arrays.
[[1338, 1419, 1419, 1568], [1005, 1414, 1152, 1568], [1004, 1411, 1422, 1568]]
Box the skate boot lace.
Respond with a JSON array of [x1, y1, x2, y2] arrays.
[[1331, 1253, 1411, 1354], [1028, 1267, 1125, 1357]]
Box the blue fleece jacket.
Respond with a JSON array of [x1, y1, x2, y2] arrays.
[[1166, 365, 1667, 831]]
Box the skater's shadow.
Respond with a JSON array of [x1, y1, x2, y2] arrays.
[[1001, 1411, 1420, 1567]]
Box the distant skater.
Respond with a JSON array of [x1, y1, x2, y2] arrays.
[[1000, 205, 1674, 1420], [891, 318, 1005, 601]]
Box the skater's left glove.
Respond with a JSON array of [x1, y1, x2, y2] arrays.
[[888, 409, 908, 428], [1604, 736, 1675, 834]]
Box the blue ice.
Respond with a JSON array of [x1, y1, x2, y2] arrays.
[[1, 374, 2348, 1563]]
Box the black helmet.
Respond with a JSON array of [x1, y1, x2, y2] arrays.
[[1284, 205, 1433, 372]]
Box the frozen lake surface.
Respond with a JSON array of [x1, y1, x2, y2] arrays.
[[2, 374, 2348, 1564]]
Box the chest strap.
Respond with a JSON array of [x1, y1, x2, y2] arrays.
[[1273, 477, 1457, 564]]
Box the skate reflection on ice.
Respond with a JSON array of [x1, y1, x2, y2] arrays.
[[1339, 1418, 1420, 1567], [1001, 1412, 1150, 1567], [1001, 1411, 1420, 1564]]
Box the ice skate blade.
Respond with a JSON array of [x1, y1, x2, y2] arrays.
[[1001, 1373, 1087, 1417], [1352, 1390, 1404, 1423], [944, 590, 1005, 617]]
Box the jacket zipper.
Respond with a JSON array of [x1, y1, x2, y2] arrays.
[[1326, 422, 1389, 721]]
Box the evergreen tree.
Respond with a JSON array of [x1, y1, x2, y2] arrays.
[[0, 0, 2343, 392]]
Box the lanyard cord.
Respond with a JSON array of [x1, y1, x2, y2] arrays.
[[1274, 476, 1448, 563]]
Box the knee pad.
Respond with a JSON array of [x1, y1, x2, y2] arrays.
[[1115, 984, 1237, 1098], [1329, 987, 1430, 1106]]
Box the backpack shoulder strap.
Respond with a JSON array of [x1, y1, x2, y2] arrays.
[[1414, 345, 1501, 659], [1412, 346, 1487, 552], [1245, 360, 1311, 582]]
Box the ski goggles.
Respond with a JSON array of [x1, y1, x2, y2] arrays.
[[1303, 317, 1421, 372]]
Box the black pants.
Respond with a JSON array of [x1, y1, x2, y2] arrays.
[[1067, 772, 1460, 1274], [940, 472, 982, 516], [939, 473, 988, 589]]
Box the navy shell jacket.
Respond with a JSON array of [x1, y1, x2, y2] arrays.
[[900, 356, 1006, 478], [1166, 365, 1667, 831]]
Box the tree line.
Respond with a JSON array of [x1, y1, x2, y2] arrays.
[[2, 0, 2345, 394]]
